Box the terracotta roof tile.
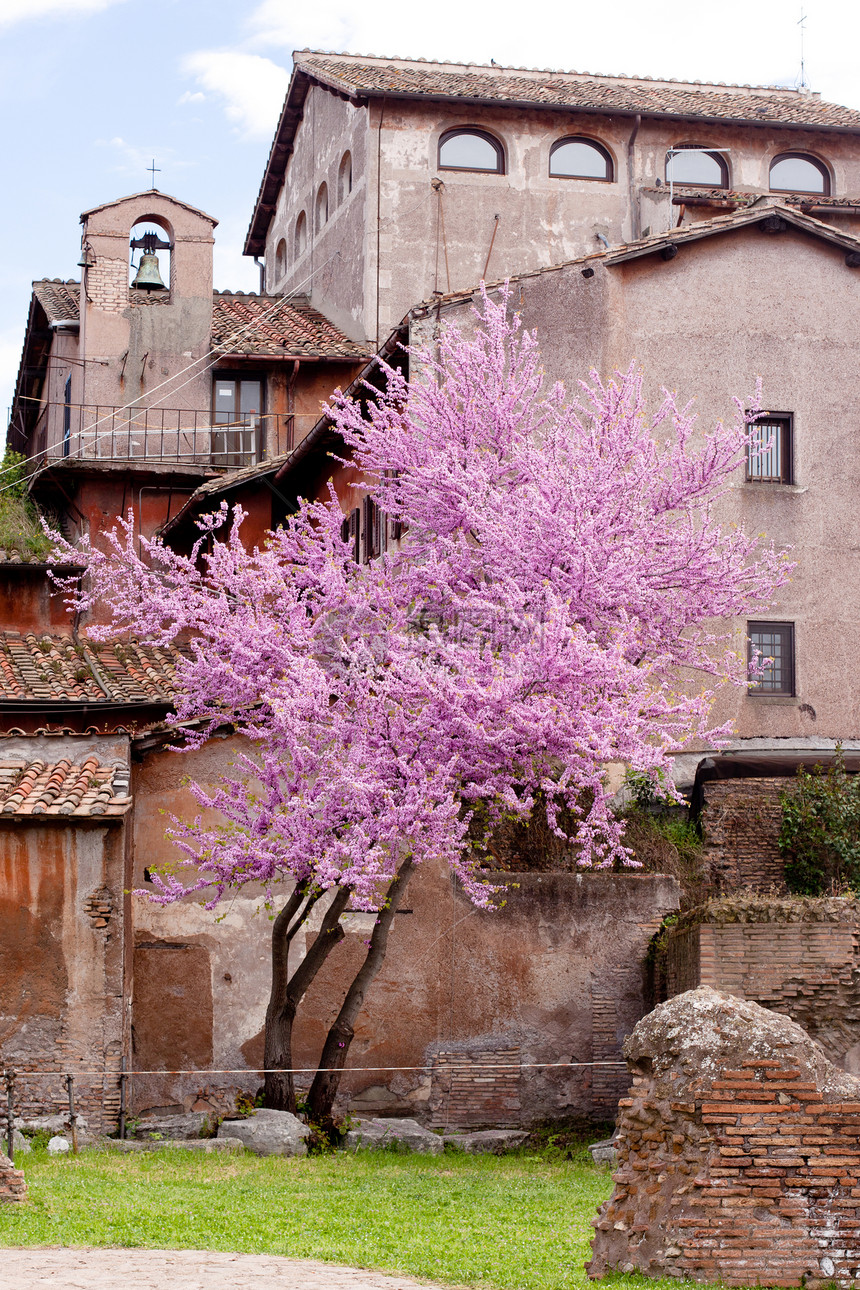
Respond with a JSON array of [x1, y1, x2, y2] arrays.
[[32, 280, 80, 324], [212, 292, 369, 359], [0, 634, 183, 705], [0, 755, 131, 817], [298, 53, 860, 131], [29, 282, 367, 361]]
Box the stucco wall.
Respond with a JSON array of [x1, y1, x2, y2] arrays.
[[418, 222, 860, 747], [269, 85, 369, 344], [128, 743, 679, 1126], [268, 80, 860, 345], [0, 820, 128, 1133]]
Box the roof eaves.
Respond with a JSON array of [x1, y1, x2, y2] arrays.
[[409, 201, 860, 313], [245, 65, 315, 256], [160, 321, 407, 536]]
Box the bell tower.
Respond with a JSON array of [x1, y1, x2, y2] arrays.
[[78, 191, 217, 413]]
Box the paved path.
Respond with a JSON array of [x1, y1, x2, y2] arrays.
[[0, 1247, 457, 1290]]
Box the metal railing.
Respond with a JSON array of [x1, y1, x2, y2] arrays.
[[34, 403, 295, 469]]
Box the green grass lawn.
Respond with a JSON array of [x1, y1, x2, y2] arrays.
[[0, 1143, 696, 1290]]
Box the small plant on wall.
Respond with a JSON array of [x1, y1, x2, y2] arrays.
[[779, 746, 860, 894]]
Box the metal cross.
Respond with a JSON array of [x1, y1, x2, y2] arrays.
[[148, 159, 161, 189]]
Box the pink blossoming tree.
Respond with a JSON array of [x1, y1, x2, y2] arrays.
[[54, 292, 789, 1121]]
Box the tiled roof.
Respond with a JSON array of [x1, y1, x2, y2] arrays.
[[410, 200, 860, 311], [33, 280, 80, 324], [298, 53, 860, 130], [0, 755, 130, 817], [212, 292, 369, 359], [29, 282, 366, 361], [0, 634, 183, 705]]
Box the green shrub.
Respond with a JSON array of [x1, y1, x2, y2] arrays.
[[0, 451, 55, 558], [779, 747, 860, 895]]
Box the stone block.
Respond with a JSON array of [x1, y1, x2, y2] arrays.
[[442, 1129, 528, 1153], [343, 1117, 444, 1154], [134, 1112, 213, 1140], [217, 1110, 310, 1156]]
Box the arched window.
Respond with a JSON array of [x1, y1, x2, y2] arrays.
[[438, 128, 504, 174], [275, 238, 287, 280], [769, 153, 830, 195], [294, 211, 307, 259], [549, 137, 613, 181], [338, 151, 352, 205], [315, 182, 329, 233], [666, 145, 728, 188]]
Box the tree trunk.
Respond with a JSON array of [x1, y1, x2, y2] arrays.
[[263, 883, 351, 1110], [306, 858, 415, 1123]]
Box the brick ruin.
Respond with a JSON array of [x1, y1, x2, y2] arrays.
[[588, 987, 860, 1287], [699, 778, 786, 894], [664, 894, 860, 1072], [0, 1153, 26, 1204]]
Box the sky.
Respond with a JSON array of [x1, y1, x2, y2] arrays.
[[3, 0, 860, 417]]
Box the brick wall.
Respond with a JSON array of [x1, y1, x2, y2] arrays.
[[87, 258, 129, 314], [699, 778, 787, 893], [429, 1048, 521, 1127], [589, 988, 860, 1288], [665, 896, 860, 1070]]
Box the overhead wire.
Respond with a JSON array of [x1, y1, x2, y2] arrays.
[[0, 249, 343, 501]]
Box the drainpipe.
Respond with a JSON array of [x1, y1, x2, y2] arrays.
[[627, 114, 642, 241], [254, 257, 266, 294]]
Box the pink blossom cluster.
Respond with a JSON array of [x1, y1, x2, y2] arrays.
[[52, 291, 790, 911]]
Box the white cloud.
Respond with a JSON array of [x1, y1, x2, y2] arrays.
[[246, 0, 358, 53], [0, 0, 125, 26], [178, 91, 206, 105], [182, 51, 289, 139]]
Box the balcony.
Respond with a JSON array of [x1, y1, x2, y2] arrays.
[[31, 403, 296, 470]]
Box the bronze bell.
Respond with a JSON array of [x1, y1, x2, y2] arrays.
[[131, 252, 167, 291]]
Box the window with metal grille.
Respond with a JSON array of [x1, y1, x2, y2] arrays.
[[748, 621, 795, 696], [746, 414, 792, 484]]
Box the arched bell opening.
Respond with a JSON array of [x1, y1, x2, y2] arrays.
[[129, 215, 174, 295]]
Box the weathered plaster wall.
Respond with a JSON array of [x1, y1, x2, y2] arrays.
[[271, 78, 860, 345], [269, 86, 369, 343], [421, 223, 860, 748], [128, 741, 679, 1126], [0, 821, 128, 1133], [0, 567, 75, 635]]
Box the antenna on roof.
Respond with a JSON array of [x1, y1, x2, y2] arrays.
[[797, 7, 808, 90]]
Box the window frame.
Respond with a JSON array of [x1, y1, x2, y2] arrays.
[[665, 144, 729, 190], [745, 413, 793, 485], [549, 136, 614, 183], [438, 127, 505, 175], [747, 621, 795, 698], [769, 152, 831, 196], [212, 371, 265, 467]]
